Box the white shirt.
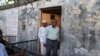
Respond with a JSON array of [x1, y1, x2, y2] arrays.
[[38, 26, 47, 43], [0, 43, 8, 56], [46, 25, 59, 40]]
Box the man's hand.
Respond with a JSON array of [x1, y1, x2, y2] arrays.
[[43, 43, 46, 47]]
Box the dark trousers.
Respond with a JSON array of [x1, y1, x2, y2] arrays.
[[45, 39, 58, 56]]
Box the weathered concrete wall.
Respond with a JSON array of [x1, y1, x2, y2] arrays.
[[0, 11, 7, 35], [60, 0, 100, 56], [17, 4, 39, 42], [0, 8, 18, 43]]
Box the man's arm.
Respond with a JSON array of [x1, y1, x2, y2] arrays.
[[38, 28, 41, 39], [43, 27, 48, 47]]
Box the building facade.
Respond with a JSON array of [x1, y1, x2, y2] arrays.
[[0, 0, 100, 56]]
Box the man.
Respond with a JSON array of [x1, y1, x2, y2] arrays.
[[0, 29, 8, 56], [38, 20, 47, 55], [0, 29, 25, 56], [0, 43, 8, 56], [45, 19, 59, 56], [0, 29, 9, 47], [0, 29, 15, 55]]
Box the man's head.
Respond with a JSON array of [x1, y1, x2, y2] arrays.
[[51, 19, 57, 28], [0, 29, 3, 40], [42, 20, 47, 27]]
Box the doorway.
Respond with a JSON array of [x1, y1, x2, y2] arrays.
[[40, 6, 62, 51]]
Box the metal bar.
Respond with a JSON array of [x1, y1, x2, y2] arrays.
[[10, 40, 37, 45], [9, 40, 41, 56]]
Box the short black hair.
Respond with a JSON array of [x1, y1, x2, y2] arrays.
[[51, 15, 55, 20]]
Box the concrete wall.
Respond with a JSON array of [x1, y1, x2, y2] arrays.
[[0, 11, 7, 35], [0, 8, 18, 43], [17, 4, 39, 42], [60, 0, 100, 56]]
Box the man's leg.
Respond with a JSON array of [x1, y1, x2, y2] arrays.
[[45, 39, 52, 56], [52, 41, 58, 56]]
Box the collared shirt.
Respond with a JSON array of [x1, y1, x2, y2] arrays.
[[46, 25, 59, 40], [38, 26, 47, 43], [0, 43, 8, 56]]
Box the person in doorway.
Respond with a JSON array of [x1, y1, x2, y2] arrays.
[[45, 19, 59, 56], [0, 43, 8, 56], [38, 20, 47, 56]]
